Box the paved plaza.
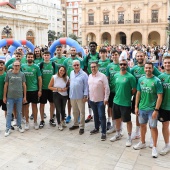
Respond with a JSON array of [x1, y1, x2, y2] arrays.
[[0, 103, 170, 170]]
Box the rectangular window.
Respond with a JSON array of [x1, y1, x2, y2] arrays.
[[103, 14, 109, 24], [89, 0, 93, 2], [88, 13, 94, 25], [134, 11, 140, 23], [152, 10, 158, 22], [118, 12, 124, 24]]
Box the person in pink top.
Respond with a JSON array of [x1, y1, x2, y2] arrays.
[[88, 62, 110, 141]]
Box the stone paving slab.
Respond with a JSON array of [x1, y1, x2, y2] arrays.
[[0, 103, 169, 170]]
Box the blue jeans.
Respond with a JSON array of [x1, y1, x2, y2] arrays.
[[89, 101, 106, 134], [6, 98, 23, 129]]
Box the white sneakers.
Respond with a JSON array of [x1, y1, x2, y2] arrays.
[[4, 129, 11, 137], [160, 145, 170, 156], [110, 134, 122, 142], [25, 123, 30, 130], [58, 124, 63, 131], [133, 141, 146, 150], [126, 138, 132, 147], [107, 126, 116, 134], [34, 122, 39, 130], [131, 131, 141, 140], [17, 126, 24, 133], [12, 119, 17, 126], [152, 147, 158, 158]]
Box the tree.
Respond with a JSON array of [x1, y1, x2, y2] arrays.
[[48, 30, 56, 42], [68, 33, 78, 41]]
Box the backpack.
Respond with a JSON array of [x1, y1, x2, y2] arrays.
[[39, 61, 56, 75]]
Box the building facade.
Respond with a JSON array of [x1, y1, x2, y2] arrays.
[[81, 0, 169, 46], [66, 0, 82, 41], [16, 0, 64, 36], [0, 2, 49, 45]]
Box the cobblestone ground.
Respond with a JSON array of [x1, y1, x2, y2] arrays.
[[0, 103, 170, 170]]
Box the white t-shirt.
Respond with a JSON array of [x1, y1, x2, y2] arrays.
[[119, 50, 128, 61], [53, 75, 69, 96]]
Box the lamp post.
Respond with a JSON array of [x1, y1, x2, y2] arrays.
[[168, 16, 170, 50], [3, 25, 12, 38]]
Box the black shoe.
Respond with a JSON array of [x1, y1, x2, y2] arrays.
[[90, 129, 99, 135], [11, 125, 15, 130], [85, 115, 93, 123], [79, 129, 84, 135], [49, 118, 56, 127], [107, 122, 111, 130], [44, 113, 47, 119], [39, 120, 45, 129], [69, 125, 79, 130], [101, 134, 106, 141], [30, 114, 34, 120]]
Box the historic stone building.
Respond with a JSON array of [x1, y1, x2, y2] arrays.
[[81, 0, 169, 46]]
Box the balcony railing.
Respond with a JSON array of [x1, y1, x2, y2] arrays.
[[85, 19, 165, 26]]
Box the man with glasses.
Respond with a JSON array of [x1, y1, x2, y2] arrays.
[[3, 60, 26, 137], [63, 47, 84, 123], [88, 62, 110, 141], [110, 59, 136, 147], [69, 60, 88, 135], [106, 50, 130, 134], [84, 42, 100, 123], [50, 46, 66, 69]]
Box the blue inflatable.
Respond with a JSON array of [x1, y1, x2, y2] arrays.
[[49, 37, 85, 57]]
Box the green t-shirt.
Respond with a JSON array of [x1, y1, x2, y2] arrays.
[[63, 57, 84, 77], [38, 61, 58, 90], [137, 76, 163, 110], [158, 73, 170, 110], [98, 58, 111, 75], [5, 57, 27, 69], [50, 56, 66, 71], [113, 72, 136, 106], [21, 64, 41, 91], [34, 58, 44, 65], [0, 72, 6, 99], [106, 62, 130, 92], [83, 53, 99, 74], [131, 65, 161, 83]]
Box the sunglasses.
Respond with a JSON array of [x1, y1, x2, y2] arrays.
[[119, 63, 127, 66], [136, 55, 143, 57], [73, 64, 79, 67]]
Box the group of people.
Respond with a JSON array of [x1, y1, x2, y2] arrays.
[[0, 41, 170, 159]]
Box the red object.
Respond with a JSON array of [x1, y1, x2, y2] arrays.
[[0, 2, 15, 9], [6, 39, 14, 45], [21, 40, 27, 45], [60, 38, 66, 45]]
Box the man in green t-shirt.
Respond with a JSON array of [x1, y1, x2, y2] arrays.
[[39, 51, 57, 128], [158, 56, 170, 155], [21, 52, 42, 130], [110, 59, 136, 147], [50, 46, 66, 70], [63, 47, 84, 123], [106, 50, 130, 134], [83, 42, 100, 124], [0, 60, 7, 116], [133, 62, 163, 158], [130, 51, 161, 141]]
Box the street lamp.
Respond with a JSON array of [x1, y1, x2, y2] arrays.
[[168, 16, 170, 50], [3, 25, 12, 38]]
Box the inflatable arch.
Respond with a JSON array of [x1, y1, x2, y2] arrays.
[[8, 40, 35, 56], [49, 38, 85, 57], [0, 39, 21, 60]]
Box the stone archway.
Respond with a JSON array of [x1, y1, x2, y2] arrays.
[[101, 32, 111, 45], [131, 31, 142, 45], [86, 32, 96, 45], [116, 32, 126, 45], [148, 31, 160, 46], [26, 30, 35, 45]]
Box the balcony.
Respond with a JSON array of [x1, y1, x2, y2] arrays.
[[73, 27, 78, 30], [73, 12, 78, 16], [73, 20, 78, 23], [86, 21, 96, 25]]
